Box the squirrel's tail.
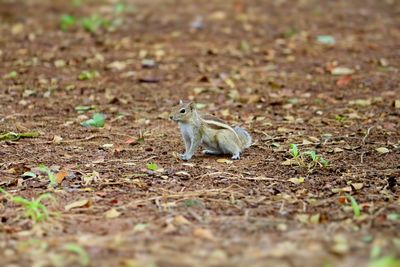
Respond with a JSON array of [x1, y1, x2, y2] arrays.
[[234, 126, 252, 149]]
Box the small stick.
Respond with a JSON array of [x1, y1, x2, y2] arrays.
[[362, 126, 375, 145]]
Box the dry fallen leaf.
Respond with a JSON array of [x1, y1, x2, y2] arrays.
[[296, 214, 309, 224], [336, 75, 352, 87], [55, 170, 68, 184], [331, 186, 352, 193], [65, 199, 92, 211], [331, 67, 354, 76], [107, 61, 127, 71], [375, 147, 390, 154], [349, 99, 371, 106], [172, 215, 191, 226], [105, 208, 121, 219], [395, 100, 400, 109], [351, 183, 364, 190], [333, 147, 344, 153], [310, 213, 320, 224], [193, 228, 215, 241], [288, 177, 305, 184], [281, 159, 294, 166], [216, 158, 233, 164]]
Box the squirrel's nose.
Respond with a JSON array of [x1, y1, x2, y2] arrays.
[[169, 115, 173, 120]]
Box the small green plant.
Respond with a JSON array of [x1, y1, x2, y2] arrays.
[[0, 188, 54, 223], [80, 113, 105, 128], [38, 164, 57, 186], [184, 199, 201, 207], [60, 14, 76, 31], [3, 70, 18, 79], [289, 144, 300, 158], [63, 243, 90, 266], [146, 163, 158, 171], [81, 15, 109, 33], [114, 2, 125, 14], [335, 114, 347, 123], [78, 70, 99, 80], [346, 194, 361, 218], [303, 150, 329, 167], [0, 131, 39, 141], [288, 144, 329, 169], [368, 256, 400, 267]]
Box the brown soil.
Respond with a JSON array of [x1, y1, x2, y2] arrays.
[[0, 0, 399, 266]]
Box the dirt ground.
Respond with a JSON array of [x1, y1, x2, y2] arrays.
[[0, 0, 399, 266]]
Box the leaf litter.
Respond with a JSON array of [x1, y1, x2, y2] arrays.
[[0, 0, 399, 267]]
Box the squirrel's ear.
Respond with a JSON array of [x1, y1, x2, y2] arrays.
[[189, 102, 195, 110], [179, 99, 183, 105]]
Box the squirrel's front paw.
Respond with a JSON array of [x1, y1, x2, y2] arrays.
[[181, 153, 192, 161]]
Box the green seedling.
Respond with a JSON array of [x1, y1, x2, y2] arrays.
[[289, 144, 300, 158], [37, 164, 57, 186], [114, 2, 125, 14], [146, 163, 158, 171], [60, 14, 76, 31], [72, 0, 83, 6], [63, 243, 90, 266], [288, 144, 329, 169], [368, 256, 400, 267], [335, 114, 347, 123], [3, 70, 18, 79], [0, 188, 54, 223], [0, 131, 39, 141], [346, 194, 361, 218], [81, 15, 109, 33], [78, 70, 99, 80], [80, 113, 105, 128], [184, 199, 201, 207], [304, 150, 329, 167]]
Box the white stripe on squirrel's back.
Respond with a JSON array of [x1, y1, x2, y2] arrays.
[[201, 118, 240, 141]]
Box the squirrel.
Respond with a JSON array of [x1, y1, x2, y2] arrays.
[[169, 100, 252, 161]]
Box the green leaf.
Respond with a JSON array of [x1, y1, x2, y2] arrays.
[[0, 132, 39, 141], [81, 113, 105, 128], [37, 164, 57, 186], [78, 70, 99, 80], [289, 144, 299, 158], [346, 194, 361, 218], [81, 15, 108, 33], [133, 223, 148, 231], [3, 70, 18, 79], [370, 245, 381, 259], [335, 114, 347, 122], [304, 150, 317, 161], [36, 193, 55, 203], [320, 157, 329, 167], [316, 35, 336, 45], [114, 2, 125, 14], [387, 213, 399, 221], [146, 163, 158, 171], [63, 244, 90, 266], [184, 199, 201, 207], [368, 256, 400, 267], [60, 14, 76, 31]]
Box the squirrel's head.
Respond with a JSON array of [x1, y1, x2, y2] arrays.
[[170, 100, 196, 122]]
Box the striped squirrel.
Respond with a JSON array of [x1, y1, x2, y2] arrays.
[[169, 101, 252, 160]]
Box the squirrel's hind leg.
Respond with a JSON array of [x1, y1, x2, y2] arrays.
[[216, 131, 241, 160]]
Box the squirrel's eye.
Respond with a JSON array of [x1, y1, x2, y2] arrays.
[[179, 109, 186, 114]]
